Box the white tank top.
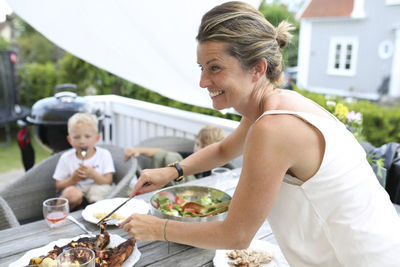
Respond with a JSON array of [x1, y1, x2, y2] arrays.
[[258, 110, 400, 267]]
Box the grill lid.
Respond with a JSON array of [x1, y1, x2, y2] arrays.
[[27, 88, 98, 125]]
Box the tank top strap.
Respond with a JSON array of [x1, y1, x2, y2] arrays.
[[255, 110, 340, 128]]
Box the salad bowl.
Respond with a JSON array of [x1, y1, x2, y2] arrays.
[[150, 185, 232, 222]]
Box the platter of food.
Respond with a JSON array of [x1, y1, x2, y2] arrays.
[[213, 239, 289, 267], [150, 185, 232, 222], [10, 231, 140, 267], [82, 197, 149, 224]]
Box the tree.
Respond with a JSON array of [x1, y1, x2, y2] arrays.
[[258, 0, 300, 67]]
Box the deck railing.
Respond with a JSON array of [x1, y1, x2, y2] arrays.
[[86, 95, 239, 149]]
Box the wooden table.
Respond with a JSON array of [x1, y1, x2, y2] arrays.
[[0, 168, 280, 267]]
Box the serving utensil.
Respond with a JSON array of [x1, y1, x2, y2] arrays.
[[67, 215, 94, 236], [202, 205, 229, 217], [104, 218, 120, 226], [96, 198, 133, 226], [182, 200, 231, 216]]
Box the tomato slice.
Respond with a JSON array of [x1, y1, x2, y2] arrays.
[[175, 195, 185, 205], [167, 202, 174, 211]]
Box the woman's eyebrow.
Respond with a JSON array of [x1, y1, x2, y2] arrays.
[[206, 59, 217, 66]]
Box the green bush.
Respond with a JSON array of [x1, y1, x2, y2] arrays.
[[17, 33, 61, 64], [18, 62, 57, 105], [295, 88, 400, 147], [0, 37, 10, 50], [350, 101, 400, 146]]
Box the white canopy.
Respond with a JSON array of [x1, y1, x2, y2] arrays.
[[6, 0, 261, 109]]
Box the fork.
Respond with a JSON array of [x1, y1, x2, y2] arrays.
[[104, 218, 120, 226]]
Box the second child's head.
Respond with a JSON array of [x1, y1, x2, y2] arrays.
[[194, 125, 225, 153], [67, 113, 100, 152]]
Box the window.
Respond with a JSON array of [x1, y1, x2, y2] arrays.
[[328, 37, 358, 76]]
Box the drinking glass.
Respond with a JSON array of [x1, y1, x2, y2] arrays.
[[211, 167, 231, 177], [43, 197, 69, 228], [56, 247, 95, 267]]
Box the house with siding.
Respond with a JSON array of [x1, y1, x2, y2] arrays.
[[297, 0, 400, 100]]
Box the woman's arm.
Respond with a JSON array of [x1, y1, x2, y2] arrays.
[[129, 118, 251, 196], [178, 117, 251, 176], [122, 115, 301, 249]]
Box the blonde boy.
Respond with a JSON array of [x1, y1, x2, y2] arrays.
[[53, 113, 115, 210]]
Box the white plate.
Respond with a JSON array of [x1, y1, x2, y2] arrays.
[[9, 234, 141, 267], [82, 197, 150, 224], [213, 239, 290, 267]]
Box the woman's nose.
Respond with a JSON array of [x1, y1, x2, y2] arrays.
[[199, 71, 211, 88]]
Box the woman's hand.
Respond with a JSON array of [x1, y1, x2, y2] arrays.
[[120, 213, 165, 241], [128, 167, 174, 197]]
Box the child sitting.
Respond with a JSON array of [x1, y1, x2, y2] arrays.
[[53, 113, 115, 210], [124, 125, 227, 185]]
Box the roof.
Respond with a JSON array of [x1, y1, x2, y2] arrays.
[[300, 0, 354, 19]]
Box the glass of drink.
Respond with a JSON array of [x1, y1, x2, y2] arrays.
[[43, 197, 69, 228], [211, 167, 231, 177], [56, 247, 95, 267]]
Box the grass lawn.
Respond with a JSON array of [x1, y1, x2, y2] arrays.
[[0, 128, 52, 173]]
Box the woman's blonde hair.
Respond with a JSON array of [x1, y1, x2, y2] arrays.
[[196, 1, 294, 87], [68, 113, 98, 134], [196, 125, 225, 148]]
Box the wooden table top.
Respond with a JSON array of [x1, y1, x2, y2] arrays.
[[0, 168, 279, 267]]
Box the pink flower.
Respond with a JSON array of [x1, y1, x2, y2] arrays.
[[346, 111, 362, 125]]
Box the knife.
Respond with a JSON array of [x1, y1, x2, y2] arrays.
[[67, 215, 94, 236], [96, 197, 133, 225]]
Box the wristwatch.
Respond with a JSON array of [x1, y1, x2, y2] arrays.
[[168, 162, 184, 182]]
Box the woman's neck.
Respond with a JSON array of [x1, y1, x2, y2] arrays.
[[240, 83, 278, 122]]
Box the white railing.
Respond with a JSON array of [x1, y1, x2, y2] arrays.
[[86, 95, 240, 149]]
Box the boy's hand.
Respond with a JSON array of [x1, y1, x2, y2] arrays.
[[72, 169, 84, 182], [77, 164, 95, 178]]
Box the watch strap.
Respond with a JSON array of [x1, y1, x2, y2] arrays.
[[168, 162, 184, 181]]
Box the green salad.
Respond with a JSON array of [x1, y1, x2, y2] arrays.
[[154, 193, 223, 217]]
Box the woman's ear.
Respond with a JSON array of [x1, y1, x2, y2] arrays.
[[252, 58, 267, 82], [67, 135, 72, 145]]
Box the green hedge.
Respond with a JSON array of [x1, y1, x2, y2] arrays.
[[296, 88, 400, 147]]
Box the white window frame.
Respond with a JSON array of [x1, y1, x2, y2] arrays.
[[386, 0, 400, 6], [327, 37, 358, 76]]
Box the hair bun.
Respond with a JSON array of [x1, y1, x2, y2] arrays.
[[275, 21, 295, 49]]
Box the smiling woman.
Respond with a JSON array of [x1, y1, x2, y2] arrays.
[[119, 2, 400, 266]]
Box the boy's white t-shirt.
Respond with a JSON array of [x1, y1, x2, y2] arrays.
[[53, 146, 115, 191]]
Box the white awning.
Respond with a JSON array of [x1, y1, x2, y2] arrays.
[[6, 0, 261, 109]]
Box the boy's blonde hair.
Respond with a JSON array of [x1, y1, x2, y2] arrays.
[[68, 113, 98, 134], [196, 125, 225, 148]]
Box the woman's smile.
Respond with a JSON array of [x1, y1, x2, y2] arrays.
[[209, 90, 224, 98]]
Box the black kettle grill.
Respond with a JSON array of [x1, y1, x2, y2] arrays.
[[26, 84, 104, 152]]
